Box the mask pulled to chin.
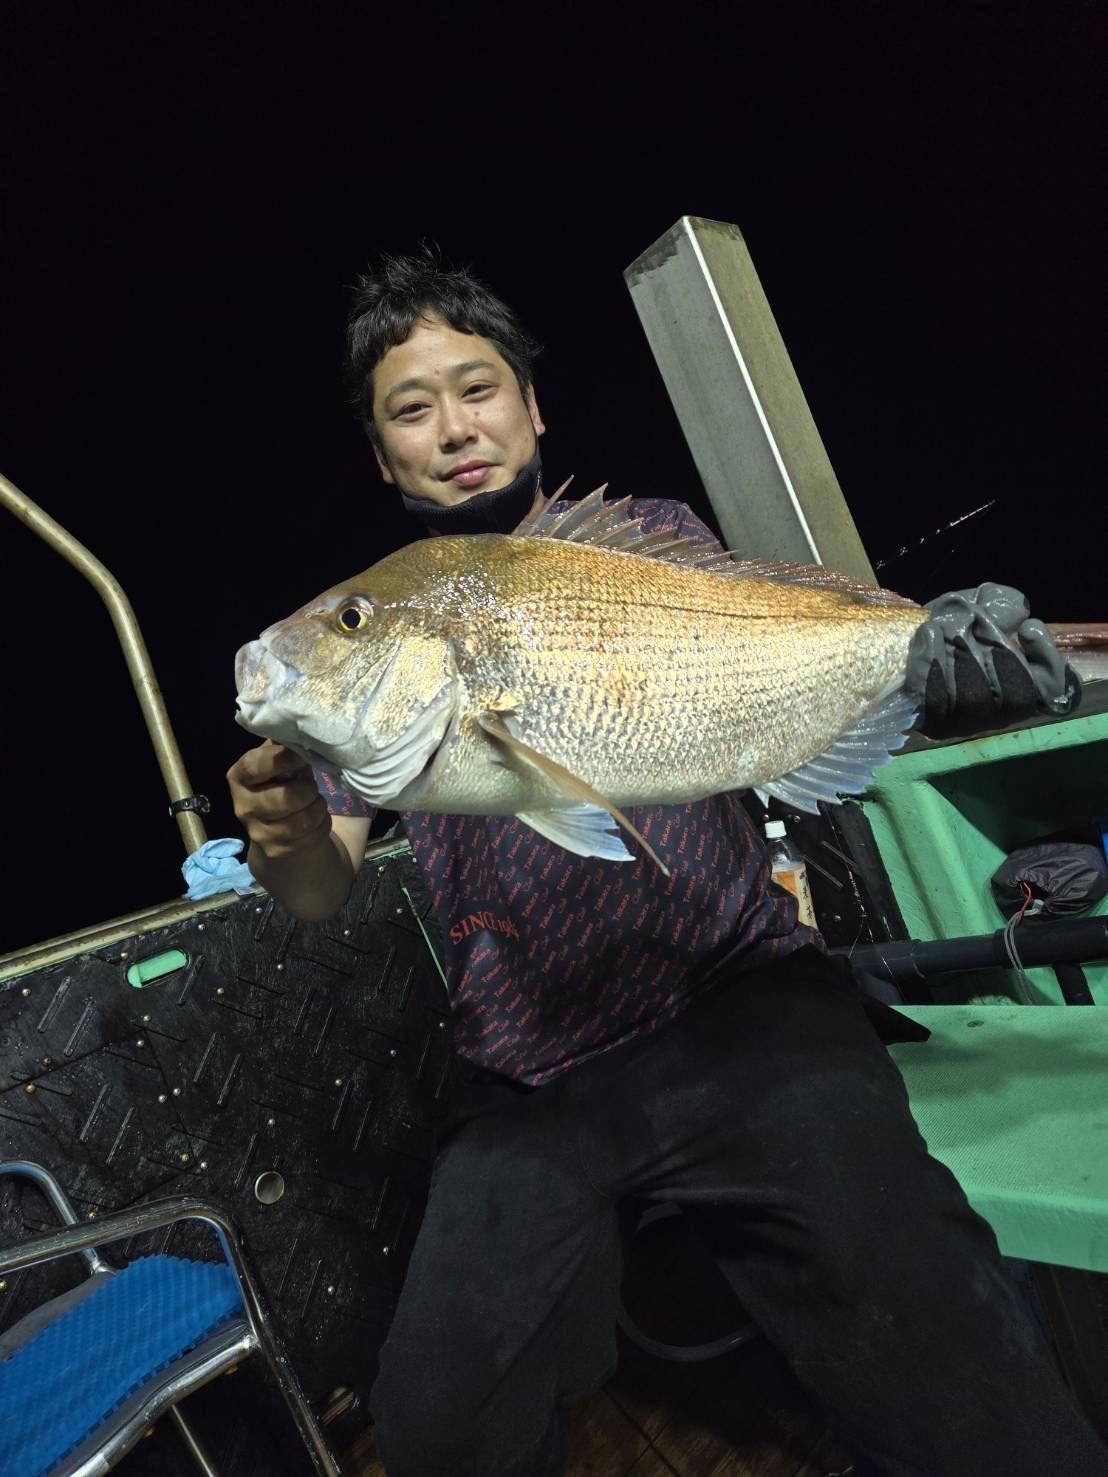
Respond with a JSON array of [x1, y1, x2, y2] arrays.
[[399, 448, 543, 534]]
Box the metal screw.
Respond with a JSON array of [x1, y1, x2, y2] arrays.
[[119, 951, 129, 960], [216, 987, 225, 996], [438, 1021, 445, 1029], [377, 865, 385, 874], [334, 1077, 343, 1086], [142, 1014, 151, 1024], [197, 923, 206, 932], [343, 928, 351, 936], [20, 988, 30, 998], [389, 1048, 397, 1058], [276, 963, 284, 972], [199, 1160, 208, 1170], [396, 907, 403, 914], [179, 1152, 190, 1163], [255, 906, 263, 914], [41, 1056, 52, 1066], [172, 1087, 181, 1097], [158, 1094, 167, 1103], [0, 1280, 7, 1292], [326, 1284, 335, 1295], [136, 1039, 145, 1048], [88, 1211, 97, 1221], [382, 1246, 390, 1256], [267, 1117, 276, 1128], [24, 1084, 35, 1095]]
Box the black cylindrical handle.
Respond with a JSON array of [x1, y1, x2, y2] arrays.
[[840, 916, 1108, 985]]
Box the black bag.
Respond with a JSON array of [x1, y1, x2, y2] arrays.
[[991, 841, 1108, 919]]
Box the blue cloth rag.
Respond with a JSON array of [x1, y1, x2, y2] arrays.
[[0, 1254, 243, 1477], [182, 837, 256, 900]]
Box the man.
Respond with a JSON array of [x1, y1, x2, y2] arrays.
[[227, 253, 1104, 1476]]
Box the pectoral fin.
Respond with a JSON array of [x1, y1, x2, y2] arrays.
[[477, 710, 671, 876]]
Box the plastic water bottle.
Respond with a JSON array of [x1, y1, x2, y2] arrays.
[[765, 819, 818, 928]]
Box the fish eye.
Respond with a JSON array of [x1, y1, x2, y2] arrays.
[[336, 601, 372, 633]]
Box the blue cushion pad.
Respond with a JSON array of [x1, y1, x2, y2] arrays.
[[0, 1254, 242, 1476]]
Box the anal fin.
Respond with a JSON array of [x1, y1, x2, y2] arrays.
[[477, 710, 670, 876], [516, 804, 635, 864]]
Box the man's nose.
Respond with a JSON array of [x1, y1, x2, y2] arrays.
[[438, 396, 475, 448]]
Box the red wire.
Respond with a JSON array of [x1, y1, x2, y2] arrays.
[[1014, 880, 1034, 925]]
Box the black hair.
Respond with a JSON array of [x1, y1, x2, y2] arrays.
[[344, 246, 542, 445]]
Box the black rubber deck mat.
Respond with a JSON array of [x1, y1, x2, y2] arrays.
[[0, 842, 452, 1466]]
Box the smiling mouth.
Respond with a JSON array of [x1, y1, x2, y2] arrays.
[[445, 463, 495, 488]]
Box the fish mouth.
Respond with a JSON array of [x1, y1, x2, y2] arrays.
[[233, 634, 404, 764], [234, 641, 282, 733], [235, 639, 303, 701], [234, 639, 261, 696], [233, 638, 331, 750]]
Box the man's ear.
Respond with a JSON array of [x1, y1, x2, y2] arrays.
[[525, 383, 545, 437], [372, 438, 396, 486]]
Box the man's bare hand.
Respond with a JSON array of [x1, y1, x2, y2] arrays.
[[226, 740, 331, 861]]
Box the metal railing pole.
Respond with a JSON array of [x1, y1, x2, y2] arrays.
[[1, 470, 208, 856]]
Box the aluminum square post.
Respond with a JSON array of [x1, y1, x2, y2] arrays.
[[625, 216, 877, 583]]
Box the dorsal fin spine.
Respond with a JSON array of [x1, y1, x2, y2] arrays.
[[514, 484, 920, 611]]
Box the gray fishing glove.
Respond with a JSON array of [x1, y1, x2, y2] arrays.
[[906, 583, 1082, 740]]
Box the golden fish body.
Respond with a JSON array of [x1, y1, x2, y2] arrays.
[[235, 499, 928, 853]]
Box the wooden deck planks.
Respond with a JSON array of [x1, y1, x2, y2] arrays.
[[565, 1391, 655, 1473], [344, 1337, 858, 1477], [600, 1334, 850, 1477]]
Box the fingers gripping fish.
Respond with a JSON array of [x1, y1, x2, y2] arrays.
[[234, 485, 930, 873]]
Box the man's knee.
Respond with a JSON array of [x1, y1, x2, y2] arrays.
[[732, 1062, 998, 1290]]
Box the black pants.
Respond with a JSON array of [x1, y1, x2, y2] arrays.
[[370, 947, 1108, 1476]]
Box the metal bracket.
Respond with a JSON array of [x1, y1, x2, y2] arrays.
[[169, 794, 212, 817]]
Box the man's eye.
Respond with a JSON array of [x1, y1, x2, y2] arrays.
[[398, 402, 427, 418], [464, 383, 494, 397]]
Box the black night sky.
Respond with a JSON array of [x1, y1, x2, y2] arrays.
[[1, 5, 1103, 955]]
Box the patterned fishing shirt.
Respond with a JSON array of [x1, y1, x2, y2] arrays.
[[316, 499, 817, 1085]]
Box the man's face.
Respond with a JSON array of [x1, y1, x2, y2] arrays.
[[370, 314, 544, 507]]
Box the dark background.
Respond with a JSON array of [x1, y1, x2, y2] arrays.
[[1, 4, 1103, 955]]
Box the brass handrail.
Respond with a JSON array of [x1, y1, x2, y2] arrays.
[[1, 470, 208, 856], [0, 836, 416, 982]]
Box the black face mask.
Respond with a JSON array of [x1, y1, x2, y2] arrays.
[[399, 446, 543, 534]]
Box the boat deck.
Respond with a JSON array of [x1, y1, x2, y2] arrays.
[[346, 1332, 855, 1476], [340, 1199, 859, 1475]]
